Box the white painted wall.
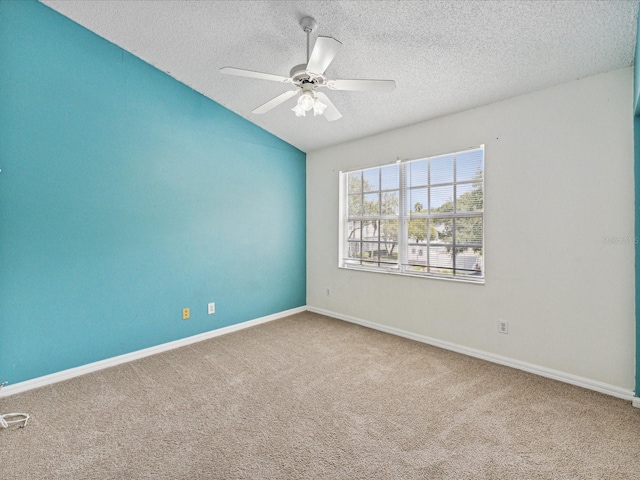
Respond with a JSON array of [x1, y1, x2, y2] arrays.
[[307, 67, 635, 391]]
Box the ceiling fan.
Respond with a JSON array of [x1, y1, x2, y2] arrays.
[[220, 16, 396, 121]]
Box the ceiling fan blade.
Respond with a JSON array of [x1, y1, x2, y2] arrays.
[[306, 36, 342, 75], [220, 67, 290, 83], [327, 79, 396, 93], [315, 92, 342, 121], [252, 90, 299, 114]]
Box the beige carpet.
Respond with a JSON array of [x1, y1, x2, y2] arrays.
[[1, 311, 639, 479]]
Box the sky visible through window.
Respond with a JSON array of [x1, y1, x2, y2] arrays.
[[359, 150, 482, 212], [407, 150, 482, 211]]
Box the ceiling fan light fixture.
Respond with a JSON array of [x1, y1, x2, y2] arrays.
[[293, 90, 326, 117], [313, 97, 327, 116], [297, 91, 316, 111], [292, 103, 307, 117]]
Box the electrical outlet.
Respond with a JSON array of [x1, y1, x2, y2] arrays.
[[182, 308, 190, 320], [498, 320, 508, 334], [326, 288, 331, 296], [208, 302, 215, 314]]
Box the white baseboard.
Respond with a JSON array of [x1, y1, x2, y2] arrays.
[[4, 305, 635, 404], [308, 306, 636, 403], [0, 306, 306, 398]]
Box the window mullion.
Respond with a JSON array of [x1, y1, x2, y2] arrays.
[[452, 156, 457, 274], [341, 172, 348, 267], [399, 160, 408, 272]]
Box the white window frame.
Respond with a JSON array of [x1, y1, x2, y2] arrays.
[[339, 145, 484, 284]]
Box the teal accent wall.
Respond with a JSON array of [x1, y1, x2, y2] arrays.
[[634, 117, 640, 398], [635, 117, 640, 397], [0, 1, 306, 385], [635, 9, 640, 396], [636, 8, 640, 115]]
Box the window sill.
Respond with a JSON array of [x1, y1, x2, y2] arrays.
[[339, 264, 485, 284]]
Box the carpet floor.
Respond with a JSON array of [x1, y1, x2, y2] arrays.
[[2, 311, 639, 479]]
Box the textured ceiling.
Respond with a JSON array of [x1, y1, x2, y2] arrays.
[[41, 0, 638, 153]]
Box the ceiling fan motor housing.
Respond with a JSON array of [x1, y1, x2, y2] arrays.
[[289, 64, 326, 87]]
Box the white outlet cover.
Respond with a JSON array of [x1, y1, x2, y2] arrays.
[[208, 303, 215, 314]]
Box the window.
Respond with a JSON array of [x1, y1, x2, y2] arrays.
[[339, 146, 484, 282]]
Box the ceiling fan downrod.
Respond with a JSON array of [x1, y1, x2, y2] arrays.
[[299, 16, 318, 63]]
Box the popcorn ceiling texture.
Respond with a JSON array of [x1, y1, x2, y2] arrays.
[[41, 0, 638, 152]]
